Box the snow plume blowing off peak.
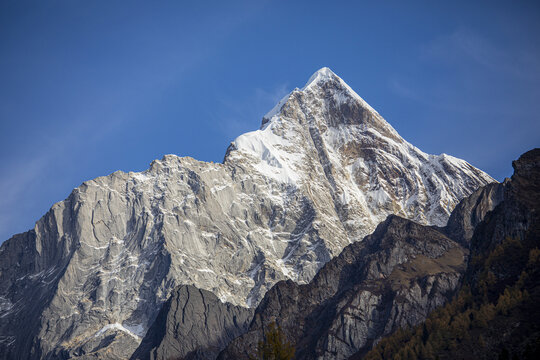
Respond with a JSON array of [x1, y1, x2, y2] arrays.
[[0, 67, 494, 360]]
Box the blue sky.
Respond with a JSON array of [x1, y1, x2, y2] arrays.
[[1, 0, 539, 242]]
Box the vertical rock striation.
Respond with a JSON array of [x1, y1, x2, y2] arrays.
[[130, 285, 253, 360], [0, 68, 494, 359], [219, 149, 538, 360], [218, 216, 468, 360]]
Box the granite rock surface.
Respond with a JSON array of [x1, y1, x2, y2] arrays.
[[0, 68, 494, 359]]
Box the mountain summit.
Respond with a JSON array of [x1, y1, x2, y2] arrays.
[[227, 67, 493, 227], [0, 68, 494, 359]]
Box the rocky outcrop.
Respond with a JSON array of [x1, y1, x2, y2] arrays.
[[0, 68, 494, 359], [133, 151, 537, 360], [130, 285, 253, 360], [467, 148, 540, 279], [218, 216, 467, 360], [448, 148, 540, 360], [362, 149, 540, 360], [445, 181, 505, 246]]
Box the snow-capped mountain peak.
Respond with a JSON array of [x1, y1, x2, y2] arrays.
[[228, 68, 493, 228], [303, 66, 339, 88], [0, 68, 495, 359]]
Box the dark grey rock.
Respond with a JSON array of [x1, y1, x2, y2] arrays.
[[218, 148, 539, 360], [130, 285, 253, 360], [445, 181, 505, 246], [354, 149, 540, 360], [218, 216, 467, 360], [468, 148, 540, 259]]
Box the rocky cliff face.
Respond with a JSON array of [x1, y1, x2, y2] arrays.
[[218, 215, 468, 360], [0, 68, 494, 359], [473, 149, 540, 251], [445, 181, 505, 246], [130, 285, 253, 360], [363, 149, 540, 360], [218, 149, 537, 360]]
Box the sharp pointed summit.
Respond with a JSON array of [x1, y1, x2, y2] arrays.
[[0, 68, 495, 359], [303, 67, 340, 88], [263, 67, 377, 124]]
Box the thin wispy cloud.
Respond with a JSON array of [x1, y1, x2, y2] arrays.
[[422, 27, 540, 81], [388, 77, 500, 116], [389, 27, 540, 116], [389, 79, 423, 103]]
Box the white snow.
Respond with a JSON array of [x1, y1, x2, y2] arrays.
[[0, 66, 498, 358], [302, 67, 336, 90], [303, 67, 382, 118], [0, 336, 15, 346], [0, 296, 13, 318], [94, 323, 141, 340], [276, 259, 293, 279], [196, 268, 216, 274], [232, 120, 303, 185], [368, 188, 391, 206], [263, 92, 293, 125], [122, 322, 146, 338]]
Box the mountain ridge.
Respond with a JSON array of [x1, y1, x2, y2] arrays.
[[0, 68, 494, 359], [219, 150, 536, 360], [362, 148, 540, 360]]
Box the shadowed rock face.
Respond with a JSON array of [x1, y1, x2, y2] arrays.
[[358, 149, 540, 360], [217, 149, 538, 360], [467, 148, 540, 273], [218, 216, 468, 360], [0, 68, 494, 359], [442, 149, 540, 360], [130, 285, 253, 360], [445, 181, 505, 247]]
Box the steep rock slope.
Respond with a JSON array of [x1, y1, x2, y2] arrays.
[[364, 148, 540, 359], [0, 68, 493, 359], [148, 156, 508, 360], [218, 216, 468, 360], [445, 181, 504, 247], [130, 285, 253, 360]]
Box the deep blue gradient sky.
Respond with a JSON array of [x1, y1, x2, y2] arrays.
[[1, 0, 539, 242]]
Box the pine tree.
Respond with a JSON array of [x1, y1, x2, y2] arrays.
[[254, 321, 295, 360]]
